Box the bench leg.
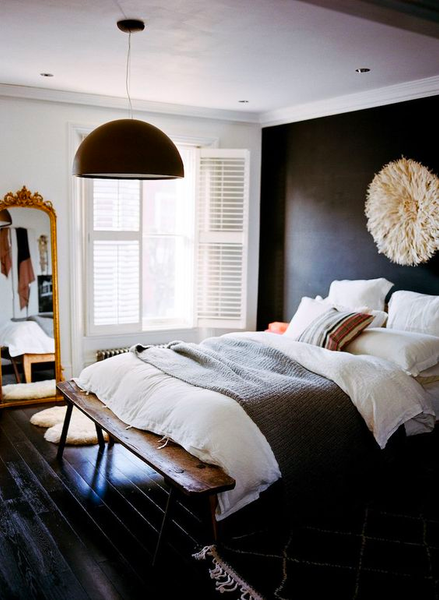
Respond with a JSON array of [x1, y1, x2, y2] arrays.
[[23, 355, 32, 384], [57, 403, 73, 459], [11, 358, 21, 384], [95, 424, 106, 452], [209, 495, 220, 543], [152, 487, 176, 567], [108, 434, 115, 448]]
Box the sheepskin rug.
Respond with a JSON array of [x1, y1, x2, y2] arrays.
[[30, 405, 109, 445], [365, 157, 439, 266], [3, 379, 56, 401]]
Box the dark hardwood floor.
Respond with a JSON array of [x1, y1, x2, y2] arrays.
[[0, 403, 227, 600], [5, 401, 434, 600]]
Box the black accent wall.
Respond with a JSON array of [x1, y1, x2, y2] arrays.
[[257, 95, 439, 330]]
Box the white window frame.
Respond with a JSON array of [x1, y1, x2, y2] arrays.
[[85, 178, 143, 336]]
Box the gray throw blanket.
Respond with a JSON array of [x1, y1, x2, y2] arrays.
[[133, 336, 379, 516]]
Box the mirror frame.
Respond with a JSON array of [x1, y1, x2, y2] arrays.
[[0, 186, 62, 407]]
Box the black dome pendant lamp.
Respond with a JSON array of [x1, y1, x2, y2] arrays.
[[73, 19, 184, 180]]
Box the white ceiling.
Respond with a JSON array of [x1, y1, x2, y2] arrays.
[[2, 0, 439, 122]]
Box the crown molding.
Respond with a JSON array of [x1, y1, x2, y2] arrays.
[[0, 83, 260, 124], [2, 75, 439, 129], [260, 75, 439, 127]]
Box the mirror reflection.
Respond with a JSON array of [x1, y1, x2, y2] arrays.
[[0, 188, 60, 406]]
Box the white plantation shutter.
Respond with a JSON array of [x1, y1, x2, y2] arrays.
[[196, 149, 250, 329], [87, 180, 142, 334], [93, 181, 140, 231], [93, 241, 140, 326]]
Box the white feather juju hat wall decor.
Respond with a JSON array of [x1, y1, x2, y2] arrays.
[[365, 157, 439, 266]]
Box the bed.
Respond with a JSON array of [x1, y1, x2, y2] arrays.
[[0, 317, 55, 383], [73, 279, 439, 523]]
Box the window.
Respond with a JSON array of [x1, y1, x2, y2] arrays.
[[142, 146, 196, 329], [85, 145, 249, 336], [90, 180, 141, 331]]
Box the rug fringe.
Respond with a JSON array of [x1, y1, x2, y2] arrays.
[[193, 545, 263, 600]]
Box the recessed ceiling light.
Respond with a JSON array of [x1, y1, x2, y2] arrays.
[[40, 73, 54, 77], [355, 68, 370, 73], [238, 100, 249, 103]]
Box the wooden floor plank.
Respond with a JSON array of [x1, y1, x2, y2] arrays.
[[2, 409, 159, 598], [0, 442, 55, 516], [0, 425, 125, 600], [66, 445, 164, 531], [0, 493, 89, 600], [0, 559, 20, 600], [63, 447, 159, 554], [0, 437, 24, 502], [67, 443, 205, 541], [0, 505, 39, 600], [62, 445, 206, 577], [97, 560, 158, 600], [69, 445, 211, 575], [3, 406, 216, 599], [39, 510, 124, 600], [1, 414, 118, 563], [63, 439, 218, 584]]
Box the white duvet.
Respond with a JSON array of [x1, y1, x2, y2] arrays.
[[76, 331, 435, 520], [0, 320, 55, 357]]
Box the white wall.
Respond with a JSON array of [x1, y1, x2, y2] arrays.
[[0, 95, 262, 377]]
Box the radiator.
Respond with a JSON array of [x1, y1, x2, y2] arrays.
[[96, 347, 130, 362], [96, 343, 167, 362]]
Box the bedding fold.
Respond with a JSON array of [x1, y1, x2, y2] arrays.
[[133, 336, 380, 514]]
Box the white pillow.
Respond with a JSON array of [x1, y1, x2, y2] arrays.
[[284, 297, 332, 339], [285, 296, 385, 340], [327, 278, 394, 311], [316, 295, 387, 328], [345, 328, 439, 376], [414, 362, 439, 384], [387, 290, 439, 336]]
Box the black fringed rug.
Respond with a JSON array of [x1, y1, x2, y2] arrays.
[[194, 430, 439, 600]]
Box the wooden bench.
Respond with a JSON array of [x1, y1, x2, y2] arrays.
[[23, 352, 55, 383], [56, 380, 235, 565]]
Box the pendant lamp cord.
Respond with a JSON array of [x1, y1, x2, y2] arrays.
[[125, 31, 133, 119]]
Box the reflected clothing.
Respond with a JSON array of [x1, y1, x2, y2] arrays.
[[16, 227, 35, 310], [0, 228, 12, 277]]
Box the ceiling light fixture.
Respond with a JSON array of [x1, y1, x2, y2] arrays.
[[72, 19, 184, 180], [355, 67, 371, 73], [40, 73, 54, 77]]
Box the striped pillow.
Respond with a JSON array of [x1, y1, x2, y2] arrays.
[[297, 308, 374, 351]]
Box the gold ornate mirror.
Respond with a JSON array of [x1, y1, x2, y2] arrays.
[[0, 187, 62, 407]]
